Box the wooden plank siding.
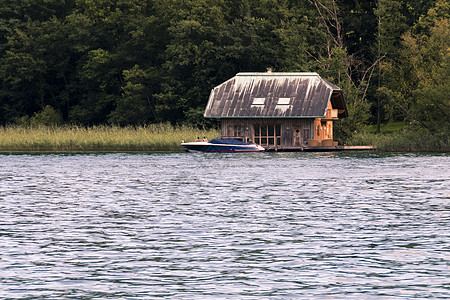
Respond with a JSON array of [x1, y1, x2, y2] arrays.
[[220, 118, 313, 150]]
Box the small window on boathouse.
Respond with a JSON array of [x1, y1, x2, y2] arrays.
[[277, 97, 291, 105], [252, 98, 265, 105]]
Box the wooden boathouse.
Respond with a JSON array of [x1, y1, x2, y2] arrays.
[[204, 71, 350, 151]]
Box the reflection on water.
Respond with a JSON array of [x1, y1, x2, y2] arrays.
[[0, 152, 449, 299]]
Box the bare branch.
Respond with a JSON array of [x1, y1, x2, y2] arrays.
[[359, 54, 387, 101], [306, 51, 324, 65], [331, 0, 343, 48], [309, 0, 343, 48], [388, 96, 434, 135], [361, 63, 376, 103], [309, 0, 340, 48]]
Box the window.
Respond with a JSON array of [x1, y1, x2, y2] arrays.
[[277, 97, 291, 105], [303, 129, 310, 144], [252, 97, 265, 106], [254, 125, 281, 146], [234, 125, 243, 137], [228, 125, 245, 141], [275, 98, 291, 113]]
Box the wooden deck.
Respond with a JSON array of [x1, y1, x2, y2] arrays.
[[265, 145, 376, 152]]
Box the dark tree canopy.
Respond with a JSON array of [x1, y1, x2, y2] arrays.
[[0, 0, 447, 138]]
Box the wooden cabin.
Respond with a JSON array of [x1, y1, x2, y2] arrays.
[[204, 72, 348, 150]]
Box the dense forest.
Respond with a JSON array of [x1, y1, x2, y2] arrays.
[[0, 0, 448, 140]]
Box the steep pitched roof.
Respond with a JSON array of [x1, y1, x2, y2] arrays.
[[204, 72, 347, 118]]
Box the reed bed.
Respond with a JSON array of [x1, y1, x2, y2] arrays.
[[0, 124, 220, 152], [347, 128, 450, 152]]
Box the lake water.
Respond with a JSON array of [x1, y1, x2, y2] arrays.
[[0, 152, 449, 299]]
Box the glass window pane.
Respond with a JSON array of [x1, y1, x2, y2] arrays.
[[268, 125, 274, 136], [261, 126, 267, 136], [269, 138, 274, 145], [277, 97, 290, 105], [235, 125, 242, 136], [252, 98, 265, 105], [276, 125, 281, 136], [254, 125, 260, 136], [261, 138, 267, 145]]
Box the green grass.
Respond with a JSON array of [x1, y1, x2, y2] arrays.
[[365, 122, 406, 134], [0, 124, 220, 152]]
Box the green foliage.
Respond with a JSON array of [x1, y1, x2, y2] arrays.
[[108, 65, 153, 125], [373, 0, 448, 131], [16, 105, 63, 127], [394, 0, 449, 134], [348, 127, 449, 152], [375, 0, 408, 54], [31, 105, 63, 126], [334, 81, 371, 143], [366, 121, 405, 134]]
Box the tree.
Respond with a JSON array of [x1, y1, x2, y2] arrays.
[[0, 0, 78, 123], [69, 0, 166, 125], [307, 0, 373, 141], [0, 0, 444, 131], [108, 65, 155, 125], [397, 0, 449, 135], [0, 19, 64, 120], [373, 0, 409, 131]]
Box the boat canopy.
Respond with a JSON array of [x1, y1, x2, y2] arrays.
[[209, 139, 249, 145]]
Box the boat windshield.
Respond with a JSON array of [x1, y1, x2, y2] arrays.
[[209, 139, 249, 145]]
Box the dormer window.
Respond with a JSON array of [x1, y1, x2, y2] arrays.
[[275, 97, 292, 113], [252, 97, 265, 105], [277, 97, 291, 105]]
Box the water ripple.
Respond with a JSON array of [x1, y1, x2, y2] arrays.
[[0, 152, 449, 299]]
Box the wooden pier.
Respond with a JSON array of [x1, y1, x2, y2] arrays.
[[266, 145, 376, 152]]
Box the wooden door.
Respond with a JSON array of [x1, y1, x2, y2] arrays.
[[293, 128, 302, 147], [303, 129, 310, 145]]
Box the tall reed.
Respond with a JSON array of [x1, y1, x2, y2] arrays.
[[347, 128, 449, 152], [0, 124, 220, 152]]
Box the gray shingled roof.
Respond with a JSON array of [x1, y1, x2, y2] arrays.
[[204, 72, 347, 118]]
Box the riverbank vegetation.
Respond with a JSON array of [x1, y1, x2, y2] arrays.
[[0, 124, 219, 152], [348, 128, 449, 152], [0, 0, 448, 152], [2, 123, 447, 153], [346, 121, 449, 152]]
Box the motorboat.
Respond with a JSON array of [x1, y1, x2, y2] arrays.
[[181, 138, 265, 153]]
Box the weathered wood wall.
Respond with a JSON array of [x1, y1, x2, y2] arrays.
[[219, 118, 314, 149]]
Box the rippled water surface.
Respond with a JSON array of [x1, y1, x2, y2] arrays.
[[0, 152, 449, 299]]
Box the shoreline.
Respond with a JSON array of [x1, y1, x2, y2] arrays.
[[2, 148, 448, 154], [1, 125, 448, 153], [0, 124, 219, 153], [0, 149, 185, 153]]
